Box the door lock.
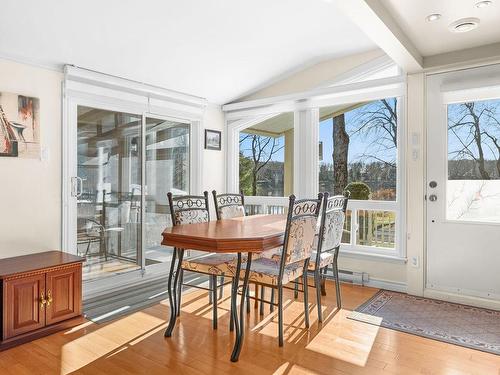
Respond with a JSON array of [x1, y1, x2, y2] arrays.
[[429, 181, 437, 188], [429, 194, 437, 202]]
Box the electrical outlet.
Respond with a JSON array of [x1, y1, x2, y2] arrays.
[[411, 256, 419, 268]]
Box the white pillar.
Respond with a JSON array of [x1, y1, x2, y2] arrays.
[[406, 73, 425, 296], [293, 108, 319, 198]]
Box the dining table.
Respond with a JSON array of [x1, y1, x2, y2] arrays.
[[161, 214, 287, 362]]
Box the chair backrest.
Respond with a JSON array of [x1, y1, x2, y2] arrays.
[[281, 194, 323, 267], [212, 191, 246, 220], [167, 191, 210, 226], [316, 192, 349, 255]]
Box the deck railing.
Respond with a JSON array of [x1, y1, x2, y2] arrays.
[[244, 195, 397, 254]]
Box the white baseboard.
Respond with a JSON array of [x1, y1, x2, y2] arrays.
[[424, 288, 500, 311], [325, 269, 407, 293], [365, 277, 407, 293]]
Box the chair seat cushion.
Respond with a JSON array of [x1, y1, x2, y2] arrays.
[[308, 251, 334, 270], [182, 253, 240, 276], [240, 258, 304, 286]]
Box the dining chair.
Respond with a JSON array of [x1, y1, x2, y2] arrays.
[[168, 191, 235, 330], [309, 192, 349, 322], [212, 191, 245, 292], [212, 190, 281, 317], [240, 194, 323, 346]]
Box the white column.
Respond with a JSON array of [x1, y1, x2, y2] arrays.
[[406, 73, 425, 296], [293, 108, 319, 199]]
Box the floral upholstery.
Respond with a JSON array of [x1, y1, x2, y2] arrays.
[[321, 210, 345, 251], [240, 258, 304, 286], [182, 253, 244, 276], [174, 209, 209, 225], [284, 216, 317, 264], [308, 251, 334, 270], [218, 205, 245, 219]]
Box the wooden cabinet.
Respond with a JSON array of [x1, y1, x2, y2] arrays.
[[0, 251, 84, 350], [45, 266, 82, 325], [3, 274, 46, 339]]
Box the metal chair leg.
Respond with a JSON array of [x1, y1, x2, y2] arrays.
[[278, 285, 284, 347], [176, 269, 183, 317], [294, 279, 299, 299], [320, 266, 327, 296], [219, 275, 225, 300], [246, 286, 251, 314], [315, 269, 323, 323], [333, 253, 342, 309], [259, 286, 265, 316], [211, 274, 218, 329], [270, 288, 275, 312], [208, 276, 213, 304], [302, 265, 310, 328]]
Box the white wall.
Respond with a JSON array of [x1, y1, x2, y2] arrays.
[[0, 58, 63, 258], [201, 103, 226, 215], [0, 57, 226, 258]]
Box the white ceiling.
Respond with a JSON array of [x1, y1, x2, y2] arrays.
[[381, 0, 500, 56], [0, 0, 375, 104]]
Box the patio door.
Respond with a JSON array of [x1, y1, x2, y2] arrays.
[[67, 101, 191, 283], [426, 65, 500, 308]]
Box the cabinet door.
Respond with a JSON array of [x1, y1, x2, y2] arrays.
[[45, 265, 82, 326], [3, 274, 46, 339]]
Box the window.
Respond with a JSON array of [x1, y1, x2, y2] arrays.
[[144, 117, 190, 263], [318, 98, 399, 250], [238, 113, 293, 197], [447, 98, 500, 222]]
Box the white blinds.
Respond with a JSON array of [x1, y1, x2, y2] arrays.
[[440, 63, 500, 104], [64, 65, 207, 119]]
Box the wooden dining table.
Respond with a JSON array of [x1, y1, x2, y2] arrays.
[[161, 214, 287, 362]]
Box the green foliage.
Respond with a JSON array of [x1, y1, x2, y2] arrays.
[[345, 181, 371, 200], [239, 153, 253, 195]]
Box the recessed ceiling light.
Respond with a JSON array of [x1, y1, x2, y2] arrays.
[[449, 17, 480, 33], [476, 1, 493, 8], [426, 13, 442, 22]]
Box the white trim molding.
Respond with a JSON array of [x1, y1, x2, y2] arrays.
[[62, 66, 207, 295]]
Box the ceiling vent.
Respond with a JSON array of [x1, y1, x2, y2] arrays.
[[449, 17, 480, 33]]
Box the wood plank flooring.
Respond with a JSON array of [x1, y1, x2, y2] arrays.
[[0, 281, 498, 375]]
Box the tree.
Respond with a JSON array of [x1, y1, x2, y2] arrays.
[[332, 113, 349, 194], [448, 100, 500, 180], [239, 133, 284, 195], [349, 98, 398, 167], [324, 98, 398, 196]]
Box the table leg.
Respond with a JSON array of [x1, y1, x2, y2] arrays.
[[165, 248, 184, 337], [231, 252, 252, 362], [230, 253, 241, 334]]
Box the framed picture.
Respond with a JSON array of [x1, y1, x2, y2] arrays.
[[205, 129, 221, 150], [0, 92, 40, 158]]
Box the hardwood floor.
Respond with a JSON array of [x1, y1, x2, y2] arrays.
[[0, 281, 498, 375]]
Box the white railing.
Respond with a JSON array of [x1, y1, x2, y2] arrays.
[[244, 195, 398, 256]]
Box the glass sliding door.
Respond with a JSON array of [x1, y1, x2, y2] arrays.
[[144, 116, 190, 265], [76, 106, 143, 281], [75, 106, 191, 281]]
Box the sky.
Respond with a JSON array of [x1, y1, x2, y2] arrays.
[[447, 99, 500, 161]]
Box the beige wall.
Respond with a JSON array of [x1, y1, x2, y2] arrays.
[[201, 103, 226, 214], [0, 58, 226, 259], [242, 49, 385, 101], [0, 58, 63, 258]]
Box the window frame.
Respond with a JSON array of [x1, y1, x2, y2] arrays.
[[225, 61, 406, 260], [316, 96, 405, 259]]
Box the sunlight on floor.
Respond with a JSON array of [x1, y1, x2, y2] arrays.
[[305, 310, 381, 367], [59, 311, 165, 375]]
